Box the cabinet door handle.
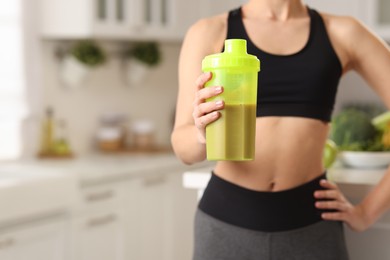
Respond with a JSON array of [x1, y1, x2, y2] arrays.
[[143, 175, 166, 187], [85, 190, 115, 203], [161, 0, 168, 25], [0, 238, 14, 249], [87, 214, 117, 228], [96, 0, 107, 20], [115, 0, 125, 22]]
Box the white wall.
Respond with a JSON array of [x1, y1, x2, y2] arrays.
[[35, 41, 181, 155], [335, 72, 383, 113], [305, 0, 363, 19], [21, 0, 44, 159]]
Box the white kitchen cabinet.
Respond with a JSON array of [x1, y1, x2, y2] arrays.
[[40, 0, 201, 41], [345, 221, 390, 260], [71, 210, 125, 260], [200, 0, 245, 17], [339, 182, 390, 260], [198, 0, 364, 19], [0, 217, 67, 260], [305, 0, 363, 18], [167, 170, 199, 260], [124, 170, 199, 260], [71, 182, 126, 260], [41, 0, 116, 39], [365, 0, 390, 40], [74, 182, 124, 212], [126, 174, 171, 260]]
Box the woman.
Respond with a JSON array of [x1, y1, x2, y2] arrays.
[[171, 0, 390, 259]]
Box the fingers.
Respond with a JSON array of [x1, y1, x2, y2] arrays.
[[313, 179, 353, 222], [193, 99, 224, 130], [192, 72, 224, 128], [194, 72, 223, 105], [192, 72, 224, 142], [194, 111, 220, 130], [321, 212, 346, 222], [315, 200, 348, 211], [194, 86, 224, 105], [319, 179, 338, 189], [321, 204, 370, 232], [314, 189, 340, 200], [193, 100, 224, 118], [195, 72, 212, 90], [314, 179, 342, 199], [314, 179, 369, 231]]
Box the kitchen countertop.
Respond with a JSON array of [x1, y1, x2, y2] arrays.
[[0, 166, 77, 227], [1, 153, 214, 186], [1, 153, 387, 226], [183, 165, 389, 192], [0, 153, 213, 226]]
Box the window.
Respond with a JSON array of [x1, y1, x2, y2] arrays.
[[0, 0, 26, 160]]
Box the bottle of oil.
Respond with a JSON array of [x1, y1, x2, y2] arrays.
[[39, 107, 55, 155]]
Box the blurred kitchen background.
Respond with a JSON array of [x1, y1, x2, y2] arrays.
[[0, 0, 389, 259]]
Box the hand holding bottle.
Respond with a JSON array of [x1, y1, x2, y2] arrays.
[[192, 72, 225, 144]]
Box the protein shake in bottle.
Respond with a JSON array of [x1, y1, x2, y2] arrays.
[[202, 39, 260, 161]]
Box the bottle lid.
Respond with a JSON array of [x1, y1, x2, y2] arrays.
[[202, 39, 260, 71]]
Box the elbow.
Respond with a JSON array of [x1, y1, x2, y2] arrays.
[[170, 131, 204, 165], [171, 132, 191, 165], [175, 150, 206, 166], [180, 157, 196, 166]]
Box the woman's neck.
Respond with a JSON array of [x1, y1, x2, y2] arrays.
[[245, 0, 306, 21]]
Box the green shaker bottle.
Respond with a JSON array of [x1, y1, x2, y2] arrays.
[[202, 39, 260, 161]]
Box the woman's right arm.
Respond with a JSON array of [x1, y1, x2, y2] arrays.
[[171, 17, 227, 165]]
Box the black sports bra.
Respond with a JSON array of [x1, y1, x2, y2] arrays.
[[226, 7, 342, 122]]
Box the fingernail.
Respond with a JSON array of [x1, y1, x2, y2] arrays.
[[215, 100, 223, 107], [212, 111, 219, 118], [215, 87, 223, 93], [320, 179, 327, 183]]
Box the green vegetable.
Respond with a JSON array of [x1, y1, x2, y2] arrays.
[[323, 139, 338, 168], [372, 111, 390, 131], [343, 103, 385, 119], [126, 42, 161, 67], [365, 136, 390, 151], [71, 41, 106, 67], [330, 108, 378, 151]]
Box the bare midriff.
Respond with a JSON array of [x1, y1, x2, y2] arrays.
[[213, 116, 330, 192]]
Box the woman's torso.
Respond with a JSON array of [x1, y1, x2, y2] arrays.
[[214, 118, 329, 191], [207, 5, 349, 191]]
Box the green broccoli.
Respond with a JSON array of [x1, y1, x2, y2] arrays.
[[330, 108, 378, 151]]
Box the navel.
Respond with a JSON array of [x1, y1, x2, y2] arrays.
[[269, 181, 275, 191]]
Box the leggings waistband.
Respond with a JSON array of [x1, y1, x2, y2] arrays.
[[198, 172, 328, 232]]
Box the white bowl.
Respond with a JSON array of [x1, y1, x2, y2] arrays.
[[339, 151, 390, 168]]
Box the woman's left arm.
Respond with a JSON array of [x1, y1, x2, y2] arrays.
[[315, 16, 390, 232]]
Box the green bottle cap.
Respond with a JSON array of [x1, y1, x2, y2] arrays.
[[202, 39, 260, 71]]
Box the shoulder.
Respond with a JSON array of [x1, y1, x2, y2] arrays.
[[319, 12, 368, 41], [178, 13, 229, 88], [183, 13, 228, 54], [317, 11, 381, 70], [189, 13, 228, 37]]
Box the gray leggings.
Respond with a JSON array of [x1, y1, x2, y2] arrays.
[[193, 209, 349, 260]]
